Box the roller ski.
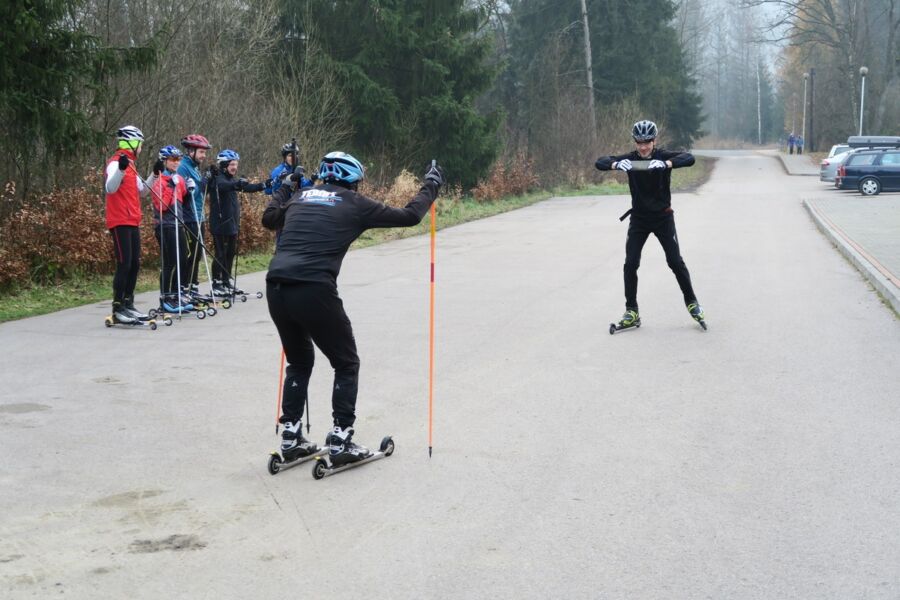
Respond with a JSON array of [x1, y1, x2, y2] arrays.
[[225, 280, 263, 303], [183, 286, 221, 316], [267, 421, 325, 475], [609, 308, 641, 335], [311, 426, 395, 480], [105, 302, 158, 330], [147, 295, 200, 322], [687, 302, 707, 331]]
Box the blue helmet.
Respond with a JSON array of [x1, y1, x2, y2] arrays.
[[216, 149, 240, 164], [158, 145, 183, 160], [318, 152, 365, 184]]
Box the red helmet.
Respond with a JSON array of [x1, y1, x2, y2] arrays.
[[181, 134, 211, 149]]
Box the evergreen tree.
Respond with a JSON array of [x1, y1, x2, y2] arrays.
[[0, 0, 155, 192], [282, 1, 501, 188]]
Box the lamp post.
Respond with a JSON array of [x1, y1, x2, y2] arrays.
[[859, 66, 868, 136], [801, 72, 809, 144]]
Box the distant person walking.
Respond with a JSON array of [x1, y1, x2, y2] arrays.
[[796, 135, 804, 155], [788, 132, 796, 154]]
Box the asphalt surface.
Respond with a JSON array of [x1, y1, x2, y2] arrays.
[[2, 151, 899, 599]]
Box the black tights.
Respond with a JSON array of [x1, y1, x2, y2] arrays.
[[110, 226, 141, 304], [624, 213, 697, 309]]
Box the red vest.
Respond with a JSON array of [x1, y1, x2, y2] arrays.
[[105, 150, 142, 229]]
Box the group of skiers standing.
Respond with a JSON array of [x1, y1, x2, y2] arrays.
[[103, 126, 309, 324]]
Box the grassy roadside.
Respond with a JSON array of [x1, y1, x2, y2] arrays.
[[0, 157, 714, 322]]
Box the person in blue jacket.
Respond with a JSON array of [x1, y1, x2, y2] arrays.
[[177, 134, 212, 297], [266, 141, 313, 196]]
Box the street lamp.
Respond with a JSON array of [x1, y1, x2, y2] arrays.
[[859, 66, 868, 136], [801, 72, 809, 144]]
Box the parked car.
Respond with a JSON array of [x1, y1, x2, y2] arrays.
[[835, 148, 900, 195], [820, 144, 852, 182]]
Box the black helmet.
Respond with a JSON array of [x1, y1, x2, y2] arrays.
[[632, 120, 658, 142], [281, 142, 297, 157]]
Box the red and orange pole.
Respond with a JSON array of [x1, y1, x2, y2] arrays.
[[428, 186, 436, 457]]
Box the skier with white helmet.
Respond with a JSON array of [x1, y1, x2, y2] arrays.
[[595, 120, 705, 331], [104, 125, 153, 324]]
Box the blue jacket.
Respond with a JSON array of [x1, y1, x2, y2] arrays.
[[266, 162, 313, 195], [177, 155, 207, 223]]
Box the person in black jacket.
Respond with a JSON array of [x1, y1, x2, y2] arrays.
[[263, 152, 444, 466], [595, 120, 705, 330], [207, 149, 267, 296]]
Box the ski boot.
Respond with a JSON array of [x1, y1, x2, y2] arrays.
[[105, 302, 155, 329], [609, 308, 641, 335], [267, 421, 323, 475], [124, 296, 150, 321], [326, 426, 372, 467], [212, 280, 231, 297], [162, 295, 194, 314], [227, 280, 246, 296], [687, 302, 707, 330]]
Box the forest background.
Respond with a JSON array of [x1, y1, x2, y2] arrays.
[[1, 0, 898, 295]]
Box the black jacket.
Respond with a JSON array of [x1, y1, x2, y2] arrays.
[[263, 181, 439, 285], [208, 173, 265, 236], [595, 148, 694, 215]]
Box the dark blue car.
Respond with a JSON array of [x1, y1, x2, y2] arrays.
[[835, 148, 900, 195]]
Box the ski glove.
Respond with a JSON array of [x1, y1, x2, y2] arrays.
[[236, 178, 248, 191], [264, 178, 274, 188], [287, 166, 305, 190], [424, 162, 445, 187], [616, 159, 633, 172], [153, 159, 164, 176], [648, 159, 668, 170], [117, 154, 130, 171], [186, 178, 196, 192]]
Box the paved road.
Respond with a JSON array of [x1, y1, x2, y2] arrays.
[[2, 151, 899, 599]]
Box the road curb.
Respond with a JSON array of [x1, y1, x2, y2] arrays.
[[803, 199, 900, 315], [777, 152, 818, 176]]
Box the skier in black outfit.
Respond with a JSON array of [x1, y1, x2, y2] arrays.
[[595, 120, 705, 329], [263, 152, 444, 466], [207, 149, 267, 296]]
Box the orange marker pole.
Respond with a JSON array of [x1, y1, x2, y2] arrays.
[[275, 348, 285, 435], [428, 200, 436, 458]]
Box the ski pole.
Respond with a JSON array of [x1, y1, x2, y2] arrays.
[[428, 160, 436, 458], [276, 348, 285, 435]]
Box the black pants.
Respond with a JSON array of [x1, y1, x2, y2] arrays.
[[155, 224, 189, 296], [624, 212, 697, 309], [110, 226, 141, 304], [267, 281, 360, 428], [185, 221, 204, 286], [213, 234, 237, 283]]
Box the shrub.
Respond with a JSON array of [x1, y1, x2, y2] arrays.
[[471, 152, 539, 202]]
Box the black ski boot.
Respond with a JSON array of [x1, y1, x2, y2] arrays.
[[326, 426, 371, 467], [124, 296, 149, 321], [609, 307, 641, 334], [281, 421, 319, 462], [687, 302, 707, 330], [112, 302, 140, 325]]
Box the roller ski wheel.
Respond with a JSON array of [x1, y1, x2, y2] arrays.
[[267, 446, 325, 476], [164, 317, 173, 326], [255, 291, 263, 299], [206, 307, 217, 317], [148, 308, 158, 319], [195, 309, 205, 320], [312, 435, 395, 480], [221, 299, 232, 309]]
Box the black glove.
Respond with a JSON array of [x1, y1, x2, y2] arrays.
[[117, 154, 130, 171], [424, 161, 444, 187], [288, 166, 306, 190], [167, 178, 177, 189], [264, 178, 274, 188], [153, 159, 164, 176], [236, 177, 248, 190]]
